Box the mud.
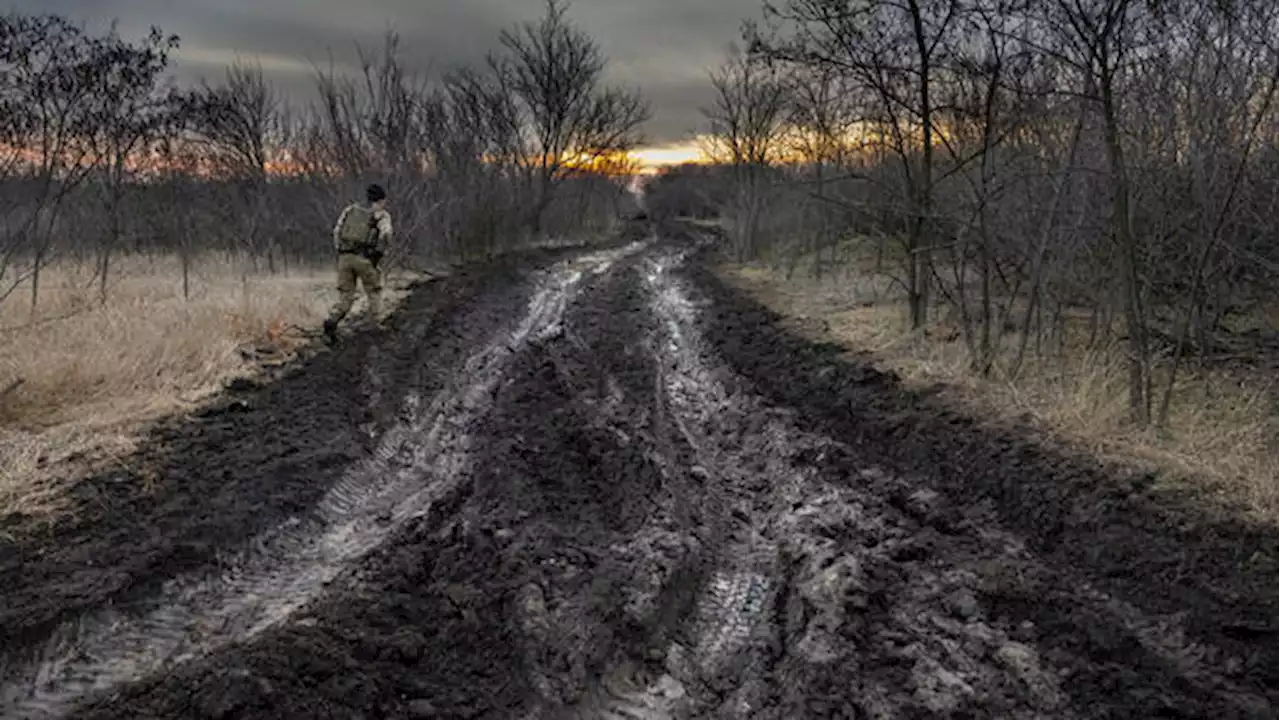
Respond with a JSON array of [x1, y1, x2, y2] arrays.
[[0, 223, 1274, 719], [682, 242, 1278, 717], [0, 248, 568, 682]]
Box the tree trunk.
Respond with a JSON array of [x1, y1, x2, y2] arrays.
[[181, 223, 192, 301], [908, 229, 926, 329], [907, 0, 934, 331], [1101, 69, 1150, 426], [1011, 113, 1084, 379], [29, 253, 41, 323], [99, 250, 111, 305], [99, 194, 121, 305]]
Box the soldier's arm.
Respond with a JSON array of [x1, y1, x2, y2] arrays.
[[332, 206, 349, 246], [376, 211, 393, 246]]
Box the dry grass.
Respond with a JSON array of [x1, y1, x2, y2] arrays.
[[0, 254, 412, 523], [723, 260, 1279, 525]]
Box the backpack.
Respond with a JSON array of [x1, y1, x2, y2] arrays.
[[336, 203, 378, 252]]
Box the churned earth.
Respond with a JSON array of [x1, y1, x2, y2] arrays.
[[0, 222, 1274, 720]]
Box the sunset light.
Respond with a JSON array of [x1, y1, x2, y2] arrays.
[[629, 142, 708, 173]]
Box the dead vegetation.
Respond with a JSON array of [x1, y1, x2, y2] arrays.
[[0, 255, 423, 523], [722, 247, 1277, 523], [3, 257, 321, 427]]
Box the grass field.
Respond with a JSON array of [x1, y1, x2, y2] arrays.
[[0, 255, 412, 524]]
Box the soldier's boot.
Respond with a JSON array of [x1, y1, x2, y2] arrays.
[[325, 290, 356, 344]]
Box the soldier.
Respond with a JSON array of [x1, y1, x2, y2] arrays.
[[323, 183, 392, 343]]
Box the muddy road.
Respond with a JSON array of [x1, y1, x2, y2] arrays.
[[1, 226, 1275, 719]]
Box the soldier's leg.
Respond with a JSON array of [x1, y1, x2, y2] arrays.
[[359, 258, 384, 320], [325, 255, 359, 335]]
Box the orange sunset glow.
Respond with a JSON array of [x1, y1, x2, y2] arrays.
[[629, 142, 709, 174]]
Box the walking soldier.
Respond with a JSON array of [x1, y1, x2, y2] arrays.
[[324, 183, 392, 342]]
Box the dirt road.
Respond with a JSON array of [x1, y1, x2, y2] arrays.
[[0, 225, 1275, 719]]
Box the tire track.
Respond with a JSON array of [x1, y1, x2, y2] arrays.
[[5, 235, 1254, 719], [640, 250, 793, 717], [474, 245, 711, 720], [633, 249, 1080, 718], [525, 240, 1270, 719], [529, 248, 784, 720], [0, 242, 648, 720], [629, 246, 1269, 718]]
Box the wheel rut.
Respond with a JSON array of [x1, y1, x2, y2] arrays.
[[0, 243, 647, 719], [0, 229, 1270, 720]]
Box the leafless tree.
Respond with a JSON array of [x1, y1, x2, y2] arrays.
[[181, 61, 278, 182], [178, 61, 284, 270], [707, 0, 1277, 427], [493, 0, 649, 235], [759, 0, 962, 328], [0, 14, 102, 316], [435, 66, 526, 257], [703, 41, 789, 260], [1035, 0, 1159, 423], [1, 4, 647, 320], [1141, 0, 1278, 426], [81, 24, 178, 302], [146, 124, 204, 300]]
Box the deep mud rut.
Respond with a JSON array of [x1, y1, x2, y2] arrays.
[[0, 227, 1274, 719]]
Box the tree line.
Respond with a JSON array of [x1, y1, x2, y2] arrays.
[[0, 0, 648, 310], [646, 0, 1277, 427]]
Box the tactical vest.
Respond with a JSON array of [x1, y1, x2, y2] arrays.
[[336, 203, 378, 253]]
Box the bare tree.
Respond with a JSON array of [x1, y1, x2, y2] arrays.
[[708, 0, 1277, 429], [435, 66, 526, 257], [758, 0, 963, 328], [181, 61, 278, 182], [493, 0, 649, 236], [146, 119, 204, 300], [82, 24, 178, 302], [1036, 0, 1170, 425], [178, 61, 283, 269], [1, 4, 648, 320], [935, 0, 1054, 375], [703, 41, 789, 260], [1146, 1, 1278, 426], [311, 33, 452, 262], [0, 13, 117, 316], [781, 62, 860, 278]]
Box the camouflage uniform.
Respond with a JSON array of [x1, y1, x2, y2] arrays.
[[325, 193, 392, 336]]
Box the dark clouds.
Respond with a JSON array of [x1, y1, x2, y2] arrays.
[[6, 0, 763, 145]]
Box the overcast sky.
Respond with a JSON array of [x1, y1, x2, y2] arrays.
[[8, 0, 763, 147]]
